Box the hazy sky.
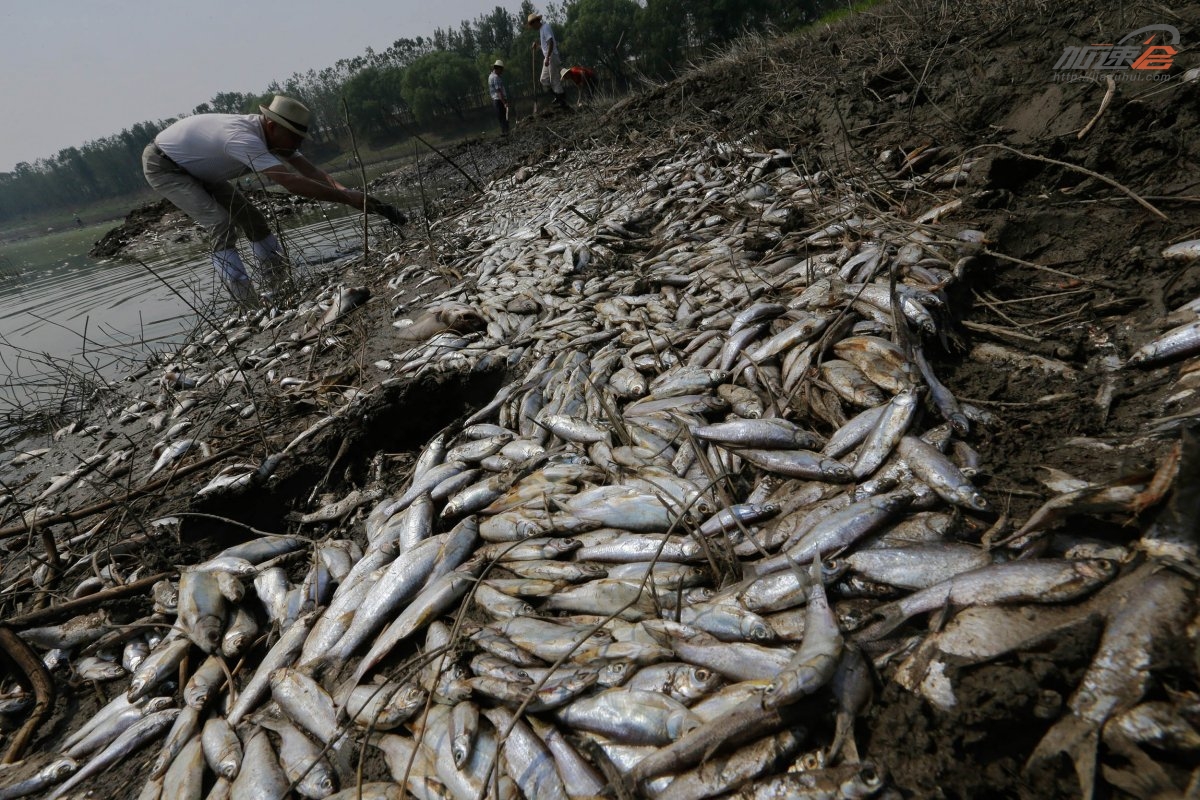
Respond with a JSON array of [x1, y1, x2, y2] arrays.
[[0, 1, 522, 171]]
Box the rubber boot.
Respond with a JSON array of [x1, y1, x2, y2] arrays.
[[212, 248, 256, 308], [250, 233, 283, 266], [250, 234, 290, 303]]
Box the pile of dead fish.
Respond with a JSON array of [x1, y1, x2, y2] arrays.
[[3, 133, 1198, 800]]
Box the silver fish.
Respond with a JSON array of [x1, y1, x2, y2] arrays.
[[201, 716, 243, 780], [860, 558, 1117, 641], [0, 757, 77, 800], [48, 708, 179, 800]]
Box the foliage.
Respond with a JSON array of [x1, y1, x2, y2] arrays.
[[342, 66, 409, 141], [403, 51, 480, 125], [562, 0, 639, 86]]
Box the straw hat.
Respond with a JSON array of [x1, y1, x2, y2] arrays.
[[560, 68, 570, 79], [493, 60, 505, 68], [259, 96, 310, 138], [527, 13, 542, 26]]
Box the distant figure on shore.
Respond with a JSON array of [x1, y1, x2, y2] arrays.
[[489, 60, 510, 137], [141, 95, 407, 306], [560, 66, 598, 106], [73, 212, 83, 227], [528, 12, 569, 110]]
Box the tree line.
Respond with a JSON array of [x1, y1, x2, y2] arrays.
[[0, 0, 828, 224]]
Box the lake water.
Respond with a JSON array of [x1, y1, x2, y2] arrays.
[[0, 209, 369, 427]]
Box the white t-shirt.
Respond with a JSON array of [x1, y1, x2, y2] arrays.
[[154, 114, 287, 183], [539, 23, 555, 58]]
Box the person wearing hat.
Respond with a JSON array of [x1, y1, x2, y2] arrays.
[[488, 60, 510, 137], [527, 12, 568, 109], [559, 65, 597, 107], [142, 95, 406, 305]]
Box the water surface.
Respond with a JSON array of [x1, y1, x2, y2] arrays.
[[0, 210, 369, 422]]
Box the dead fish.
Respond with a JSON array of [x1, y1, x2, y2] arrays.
[[299, 285, 371, 340], [727, 762, 886, 799], [859, 558, 1117, 641], [286, 488, 384, 524], [0, 757, 78, 800], [1161, 239, 1200, 261], [1027, 566, 1194, 800], [395, 302, 486, 343], [195, 465, 257, 498], [1124, 320, 1200, 370], [19, 610, 110, 650], [147, 439, 202, 478], [9, 448, 51, 466]]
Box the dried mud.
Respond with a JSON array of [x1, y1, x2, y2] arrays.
[[5, 0, 1200, 798]]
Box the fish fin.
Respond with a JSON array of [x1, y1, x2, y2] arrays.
[[828, 722, 861, 766], [333, 676, 358, 709], [248, 705, 289, 733], [1100, 735, 1176, 800], [851, 601, 906, 641], [1026, 713, 1099, 800], [929, 601, 955, 633], [300, 653, 335, 681]]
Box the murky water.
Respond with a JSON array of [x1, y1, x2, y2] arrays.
[[0, 210, 369, 423]]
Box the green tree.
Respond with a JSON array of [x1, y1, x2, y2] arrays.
[[341, 66, 408, 141], [473, 7, 518, 57], [381, 37, 433, 69], [562, 0, 639, 86], [210, 91, 258, 113], [402, 51, 478, 124], [638, 0, 691, 77]]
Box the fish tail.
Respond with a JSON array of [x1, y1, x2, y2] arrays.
[[1026, 713, 1099, 800]]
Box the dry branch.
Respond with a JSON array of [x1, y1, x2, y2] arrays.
[[5, 571, 174, 628], [967, 143, 1167, 221], [0, 444, 247, 541], [1078, 76, 1117, 140], [0, 626, 55, 763]]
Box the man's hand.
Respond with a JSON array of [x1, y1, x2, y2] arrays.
[[365, 197, 407, 226]]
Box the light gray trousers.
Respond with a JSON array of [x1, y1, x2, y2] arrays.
[[540, 50, 563, 93], [141, 143, 272, 252]]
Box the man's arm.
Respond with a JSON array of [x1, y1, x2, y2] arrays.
[[262, 162, 364, 208], [261, 160, 406, 225]]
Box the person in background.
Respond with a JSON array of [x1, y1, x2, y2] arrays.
[[142, 95, 406, 306], [489, 60, 510, 137], [559, 65, 598, 107], [527, 12, 568, 109]]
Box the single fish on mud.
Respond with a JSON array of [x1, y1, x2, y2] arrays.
[[857, 558, 1116, 641], [1027, 565, 1195, 800]]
